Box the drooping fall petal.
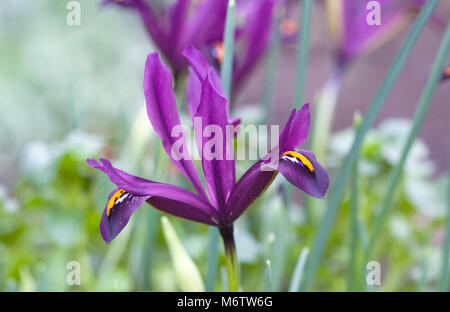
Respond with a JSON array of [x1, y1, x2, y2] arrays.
[[275, 149, 329, 199], [88, 158, 220, 242]]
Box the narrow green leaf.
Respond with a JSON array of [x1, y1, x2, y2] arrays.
[[300, 0, 439, 291], [220, 0, 236, 100], [293, 0, 313, 108], [288, 247, 309, 292], [365, 21, 450, 265], [347, 152, 359, 291], [440, 122, 450, 291], [264, 260, 273, 292], [347, 113, 362, 292]]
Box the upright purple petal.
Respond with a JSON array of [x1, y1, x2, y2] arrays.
[[184, 45, 236, 126], [143, 53, 208, 200], [187, 67, 203, 120], [183, 44, 210, 81], [279, 103, 310, 153], [195, 69, 235, 209], [282, 103, 310, 152], [279, 109, 297, 150], [184, 45, 210, 121]]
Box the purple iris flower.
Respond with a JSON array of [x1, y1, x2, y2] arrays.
[[329, 0, 425, 64], [103, 0, 275, 92], [87, 46, 329, 243]]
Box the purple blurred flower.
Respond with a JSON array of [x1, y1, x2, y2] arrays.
[[328, 0, 424, 63], [87, 46, 328, 243], [104, 0, 275, 91]]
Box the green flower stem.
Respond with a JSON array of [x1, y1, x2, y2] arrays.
[[300, 0, 438, 291], [221, 0, 236, 101], [439, 28, 450, 292], [347, 114, 362, 291], [220, 226, 239, 292], [264, 260, 273, 292], [293, 0, 313, 108], [347, 149, 359, 291], [440, 125, 450, 291]]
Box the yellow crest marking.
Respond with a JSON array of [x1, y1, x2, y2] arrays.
[[282, 151, 315, 173], [107, 189, 127, 216]]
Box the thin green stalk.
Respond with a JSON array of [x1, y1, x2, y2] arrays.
[[300, 0, 438, 291], [439, 65, 450, 293], [220, 0, 236, 100], [365, 21, 450, 269], [347, 114, 362, 292], [220, 226, 239, 292], [347, 154, 359, 291], [288, 247, 309, 292], [261, 8, 283, 123], [264, 260, 273, 292], [205, 227, 219, 291], [440, 142, 450, 291], [293, 0, 313, 108]]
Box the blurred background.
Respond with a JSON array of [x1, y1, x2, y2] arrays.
[[0, 0, 449, 291]]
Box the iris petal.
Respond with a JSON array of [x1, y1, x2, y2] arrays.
[[88, 158, 220, 243], [281, 103, 310, 152], [195, 69, 235, 209], [100, 188, 149, 243], [225, 160, 278, 224], [276, 149, 329, 199]]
